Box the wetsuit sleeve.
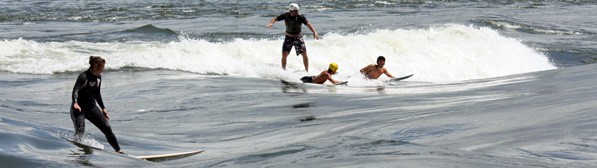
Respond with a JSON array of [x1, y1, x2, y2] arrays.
[[300, 15, 309, 25], [71, 73, 86, 103], [275, 13, 287, 21], [96, 76, 106, 109]]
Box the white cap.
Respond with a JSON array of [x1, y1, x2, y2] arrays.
[[289, 3, 299, 11]]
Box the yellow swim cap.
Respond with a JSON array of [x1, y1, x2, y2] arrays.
[[329, 62, 338, 73]]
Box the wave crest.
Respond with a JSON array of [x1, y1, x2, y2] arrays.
[[0, 24, 556, 82]]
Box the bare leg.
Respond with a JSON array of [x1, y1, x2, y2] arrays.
[[301, 52, 309, 72], [282, 51, 290, 70]]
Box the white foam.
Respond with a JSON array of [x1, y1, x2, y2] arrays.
[[0, 24, 555, 82], [79, 137, 105, 150]]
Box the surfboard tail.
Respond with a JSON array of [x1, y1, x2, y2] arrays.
[[134, 150, 204, 162]]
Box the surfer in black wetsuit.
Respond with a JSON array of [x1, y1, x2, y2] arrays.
[[70, 56, 122, 153], [266, 3, 319, 72]]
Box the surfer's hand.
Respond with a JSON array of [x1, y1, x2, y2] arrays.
[[73, 103, 82, 112], [266, 23, 273, 29], [103, 109, 110, 120], [313, 33, 320, 40]]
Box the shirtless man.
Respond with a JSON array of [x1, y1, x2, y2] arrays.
[[360, 56, 395, 79], [300, 62, 342, 84]]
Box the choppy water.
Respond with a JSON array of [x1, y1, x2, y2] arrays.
[[1, 0, 596, 167]]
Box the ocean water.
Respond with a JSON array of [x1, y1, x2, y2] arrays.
[[1, 0, 596, 167]]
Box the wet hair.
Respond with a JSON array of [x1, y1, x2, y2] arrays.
[[89, 56, 105, 68], [377, 56, 385, 61]]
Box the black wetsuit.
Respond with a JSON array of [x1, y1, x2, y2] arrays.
[[70, 69, 120, 152]]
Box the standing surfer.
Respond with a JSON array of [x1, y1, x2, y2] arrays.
[[266, 3, 320, 72], [70, 56, 122, 153]]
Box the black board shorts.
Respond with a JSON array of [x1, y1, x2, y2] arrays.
[[300, 76, 314, 83], [283, 35, 306, 55]]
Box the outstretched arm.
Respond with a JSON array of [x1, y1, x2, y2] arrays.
[[305, 22, 319, 40], [266, 17, 277, 29], [384, 68, 395, 78], [327, 76, 341, 84]]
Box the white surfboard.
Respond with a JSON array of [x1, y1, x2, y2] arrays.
[[63, 137, 203, 162], [331, 81, 348, 86], [134, 150, 204, 162], [385, 74, 414, 82]]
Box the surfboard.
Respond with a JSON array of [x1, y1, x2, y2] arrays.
[[283, 79, 347, 86], [386, 74, 414, 82], [331, 81, 348, 86], [134, 150, 204, 162], [62, 137, 203, 162]]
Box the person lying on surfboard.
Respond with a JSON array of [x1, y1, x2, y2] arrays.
[[360, 56, 395, 79], [300, 62, 343, 84]]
